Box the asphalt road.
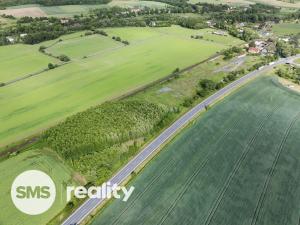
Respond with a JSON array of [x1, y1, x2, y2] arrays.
[[62, 54, 300, 225]]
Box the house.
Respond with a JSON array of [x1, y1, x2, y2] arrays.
[[254, 40, 268, 52], [261, 49, 268, 55], [248, 47, 260, 54], [6, 36, 15, 43], [130, 8, 141, 14], [20, 33, 27, 38], [279, 37, 290, 43], [206, 21, 216, 28], [149, 21, 156, 27], [266, 42, 276, 54], [60, 18, 69, 24]]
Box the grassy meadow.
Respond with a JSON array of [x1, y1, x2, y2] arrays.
[[91, 76, 300, 225], [0, 26, 243, 147], [272, 23, 300, 36], [0, 148, 75, 225]]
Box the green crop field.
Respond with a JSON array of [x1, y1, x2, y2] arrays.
[[272, 23, 300, 36], [189, 0, 300, 8], [188, 0, 253, 5], [0, 148, 75, 225], [3, 1, 168, 18], [0, 44, 58, 83], [46, 34, 122, 59], [91, 76, 300, 225], [0, 26, 243, 147]]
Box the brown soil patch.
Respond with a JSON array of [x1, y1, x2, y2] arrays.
[[0, 7, 47, 18]]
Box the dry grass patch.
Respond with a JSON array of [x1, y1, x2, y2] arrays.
[[0, 7, 47, 17]]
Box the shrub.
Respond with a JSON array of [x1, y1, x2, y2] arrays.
[[95, 30, 108, 36], [48, 63, 55, 69], [39, 45, 46, 52], [197, 89, 209, 97], [182, 97, 194, 107], [85, 31, 93, 36], [173, 68, 180, 74], [199, 79, 217, 90], [58, 54, 70, 62]]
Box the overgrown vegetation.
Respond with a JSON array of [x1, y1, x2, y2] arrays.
[[223, 46, 243, 60], [43, 100, 177, 183], [276, 41, 299, 57], [276, 66, 300, 84]]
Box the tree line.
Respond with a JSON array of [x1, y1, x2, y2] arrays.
[[0, 0, 110, 7]]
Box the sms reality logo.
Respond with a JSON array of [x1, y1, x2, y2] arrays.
[[11, 170, 56, 215], [11, 170, 135, 215]]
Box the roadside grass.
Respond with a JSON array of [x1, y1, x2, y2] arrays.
[[91, 76, 300, 225], [272, 23, 300, 36], [0, 148, 76, 225], [0, 44, 58, 83], [131, 54, 260, 107], [0, 26, 242, 147]]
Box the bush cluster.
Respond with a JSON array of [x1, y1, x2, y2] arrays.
[[43, 100, 174, 183]]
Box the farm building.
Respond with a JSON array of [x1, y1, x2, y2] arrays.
[[248, 47, 260, 54]]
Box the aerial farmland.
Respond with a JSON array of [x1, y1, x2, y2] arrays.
[[91, 76, 300, 225], [0, 26, 242, 147], [0, 1, 300, 225]]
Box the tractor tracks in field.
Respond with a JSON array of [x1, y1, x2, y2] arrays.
[[250, 111, 300, 225], [111, 106, 248, 225], [202, 104, 282, 225], [155, 107, 253, 225], [109, 157, 177, 225]]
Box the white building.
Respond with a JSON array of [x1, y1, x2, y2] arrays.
[[20, 33, 27, 38], [6, 36, 15, 43]]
